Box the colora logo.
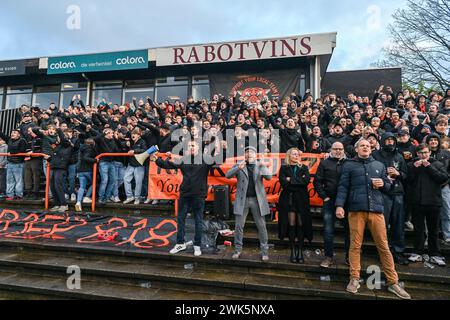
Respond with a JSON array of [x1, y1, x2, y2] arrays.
[[50, 61, 76, 70], [116, 56, 146, 65]]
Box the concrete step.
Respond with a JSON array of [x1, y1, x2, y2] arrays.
[[0, 239, 449, 300]]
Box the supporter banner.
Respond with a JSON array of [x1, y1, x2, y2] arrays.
[[0, 209, 179, 251], [209, 69, 300, 104], [156, 33, 336, 66], [47, 50, 149, 75], [148, 153, 326, 207]]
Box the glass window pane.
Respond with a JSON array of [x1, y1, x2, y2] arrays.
[[32, 92, 60, 109], [155, 86, 187, 103], [156, 77, 188, 86], [93, 81, 123, 89], [61, 82, 88, 91], [193, 75, 209, 84], [124, 79, 155, 89], [5, 94, 32, 109], [34, 85, 60, 93], [123, 88, 154, 105], [7, 85, 32, 94], [60, 91, 88, 109], [0, 95, 3, 109], [92, 89, 122, 106], [192, 84, 210, 101]]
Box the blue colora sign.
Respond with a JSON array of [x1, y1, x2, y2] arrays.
[[47, 49, 148, 74]]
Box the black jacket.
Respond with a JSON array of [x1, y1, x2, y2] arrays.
[[93, 134, 120, 162], [0, 133, 27, 164], [372, 132, 407, 195], [128, 138, 147, 167], [49, 131, 73, 170], [78, 144, 97, 173], [32, 128, 58, 156], [155, 155, 212, 198], [313, 157, 347, 201], [406, 158, 449, 206]]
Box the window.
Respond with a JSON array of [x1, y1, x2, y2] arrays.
[[0, 87, 4, 109], [299, 73, 306, 97], [155, 77, 188, 103], [5, 85, 32, 109], [123, 80, 155, 105], [60, 82, 88, 108], [32, 85, 60, 109], [92, 81, 123, 106], [192, 75, 210, 101]]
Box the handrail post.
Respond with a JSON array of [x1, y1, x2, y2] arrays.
[[147, 161, 152, 202], [45, 162, 50, 210], [91, 160, 99, 212]]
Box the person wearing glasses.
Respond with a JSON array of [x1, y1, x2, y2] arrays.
[[313, 142, 349, 268], [406, 144, 448, 266]]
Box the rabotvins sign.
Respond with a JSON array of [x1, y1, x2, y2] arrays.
[[47, 50, 148, 74]]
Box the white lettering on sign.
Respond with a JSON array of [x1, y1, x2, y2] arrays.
[[49, 61, 77, 70], [116, 56, 146, 65], [156, 33, 336, 66]]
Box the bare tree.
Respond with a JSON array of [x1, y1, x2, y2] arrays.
[[375, 0, 450, 92]]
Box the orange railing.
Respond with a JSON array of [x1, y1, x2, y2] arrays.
[[0, 153, 51, 210]]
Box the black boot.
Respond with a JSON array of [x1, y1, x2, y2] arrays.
[[296, 245, 304, 264], [288, 226, 296, 263], [290, 244, 297, 263]]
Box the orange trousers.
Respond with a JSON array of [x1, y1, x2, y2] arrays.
[[348, 211, 399, 285]]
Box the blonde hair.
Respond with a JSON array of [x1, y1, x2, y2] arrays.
[[285, 148, 302, 165]]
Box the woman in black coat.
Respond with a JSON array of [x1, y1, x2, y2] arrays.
[[277, 148, 313, 263]]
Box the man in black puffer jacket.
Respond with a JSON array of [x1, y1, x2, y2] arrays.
[[406, 144, 449, 267], [75, 139, 97, 212], [373, 132, 409, 265], [313, 142, 349, 267], [48, 129, 73, 213], [335, 138, 411, 299]]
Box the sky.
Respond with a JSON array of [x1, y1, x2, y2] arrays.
[[0, 0, 408, 71]]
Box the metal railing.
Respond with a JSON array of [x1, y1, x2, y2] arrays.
[[0, 153, 51, 209]]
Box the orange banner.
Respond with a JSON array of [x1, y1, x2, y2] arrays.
[[148, 153, 326, 207]]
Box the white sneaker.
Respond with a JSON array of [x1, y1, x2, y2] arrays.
[[194, 246, 202, 257], [49, 206, 60, 212], [430, 256, 446, 266], [408, 253, 423, 262], [111, 196, 121, 203], [75, 202, 82, 212], [134, 199, 140, 205], [123, 197, 135, 204], [58, 205, 69, 212], [65, 194, 69, 200], [82, 197, 92, 204], [70, 194, 76, 202], [405, 221, 414, 231], [144, 198, 152, 204], [170, 243, 187, 254], [152, 200, 159, 205]]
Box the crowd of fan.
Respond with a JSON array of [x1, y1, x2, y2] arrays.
[[0, 85, 449, 250]]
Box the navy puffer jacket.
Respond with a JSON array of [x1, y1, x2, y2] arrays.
[[335, 156, 391, 213]]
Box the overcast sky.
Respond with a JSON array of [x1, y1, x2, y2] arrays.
[[0, 0, 407, 70]]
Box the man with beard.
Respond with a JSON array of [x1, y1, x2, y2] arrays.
[[373, 133, 409, 265]]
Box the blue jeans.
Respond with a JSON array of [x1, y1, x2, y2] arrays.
[[323, 200, 350, 258], [77, 172, 93, 203], [98, 161, 117, 201], [177, 197, 205, 247], [65, 164, 77, 195], [124, 165, 145, 199], [382, 194, 405, 254], [113, 161, 125, 198], [6, 163, 24, 198], [441, 185, 450, 241]]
